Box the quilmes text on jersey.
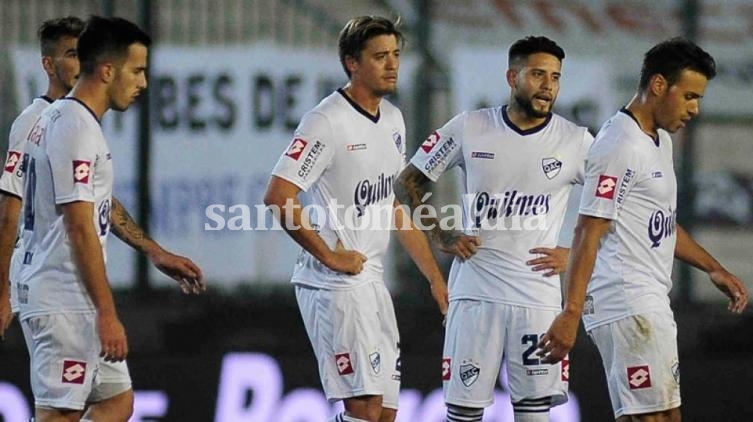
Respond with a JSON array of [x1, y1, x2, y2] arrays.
[[466, 190, 551, 231]]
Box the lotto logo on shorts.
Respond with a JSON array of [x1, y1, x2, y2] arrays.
[[285, 138, 308, 160], [442, 357, 451, 381], [335, 353, 354, 375], [595, 175, 617, 199], [61, 360, 86, 384], [73, 160, 91, 184], [420, 131, 440, 153], [627, 365, 652, 389], [4, 151, 20, 173], [561, 357, 570, 382]]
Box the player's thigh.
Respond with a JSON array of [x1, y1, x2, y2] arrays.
[[21, 313, 100, 411], [588, 310, 680, 418], [505, 306, 568, 406], [443, 299, 507, 408]]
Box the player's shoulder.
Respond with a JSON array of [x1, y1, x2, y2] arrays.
[[590, 111, 650, 158], [10, 98, 52, 134], [549, 112, 589, 133]]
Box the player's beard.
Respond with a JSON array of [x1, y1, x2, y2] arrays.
[[513, 92, 552, 119]]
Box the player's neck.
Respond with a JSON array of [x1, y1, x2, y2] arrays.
[[625, 94, 658, 139], [342, 84, 381, 117], [45, 81, 69, 101], [68, 80, 109, 120], [505, 103, 547, 130]]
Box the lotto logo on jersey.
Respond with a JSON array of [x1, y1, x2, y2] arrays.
[[442, 357, 451, 381], [595, 175, 617, 199], [335, 353, 354, 375], [420, 131, 440, 153], [627, 365, 652, 389], [3, 151, 21, 173], [73, 160, 91, 184], [61, 360, 87, 384], [285, 138, 308, 160]]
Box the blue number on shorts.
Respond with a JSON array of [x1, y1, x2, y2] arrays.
[[22, 154, 36, 231], [521, 333, 541, 366]]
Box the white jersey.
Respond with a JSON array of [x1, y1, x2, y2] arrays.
[[271, 89, 406, 290], [410, 106, 593, 309], [579, 110, 676, 330], [0, 96, 53, 313], [18, 98, 114, 320]]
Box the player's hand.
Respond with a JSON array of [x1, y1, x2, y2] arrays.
[[429, 279, 449, 316], [437, 233, 481, 261], [0, 292, 13, 341], [326, 240, 367, 275], [97, 313, 128, 362], [149, 249, 205, 294], [527, 246, 570, 277], [708, 268, 748, 314], [536, 310, 580, 364]]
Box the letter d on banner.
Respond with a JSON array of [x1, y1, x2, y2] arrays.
[[215, 353, 282, 421]]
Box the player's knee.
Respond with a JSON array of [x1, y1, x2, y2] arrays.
[[512, 396, 553, 422], [342, 395, 384, 421], [446, 403, 483, 422]]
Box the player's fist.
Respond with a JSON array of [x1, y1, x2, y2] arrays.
[[325, 239, 367, 275]]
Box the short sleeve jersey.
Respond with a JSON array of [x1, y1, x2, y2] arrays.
[[18, 98, 114, 320], [579, 109, 677, 330], [0, 96, 53, 312], [271, 89, 406, 290], [410, 106, 593, 309]]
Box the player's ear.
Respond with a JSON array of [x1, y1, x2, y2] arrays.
[[506, 68, 518, 88], [99, 62, 115, 83], [41, 56, 55, 77], [344, 54, 359, 76], [649, 73, 667, 96]]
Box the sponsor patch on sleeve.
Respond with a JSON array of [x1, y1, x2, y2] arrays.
[[3, 151, 21, 173], [595, 175, 617, 199], [73, 160, 91, 184], [285, 138, 308, 160]]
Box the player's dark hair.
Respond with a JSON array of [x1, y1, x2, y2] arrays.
[[508, 36, 565, 67], [338, 16, 403, 78], [77, 16, 152, 75], [38, 16, 85, 57], [638, 37, 716, 90]]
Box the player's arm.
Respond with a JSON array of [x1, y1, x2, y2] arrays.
[[110, 197, 204, 294], [674, 224, 747, 313], [61, 200, 127, 361], [263, 175, 366, 275], [537, 214, 612, 363], [0, 192, 21, 338], [394, 163, 479, 260], [393, 199, 448, 315]]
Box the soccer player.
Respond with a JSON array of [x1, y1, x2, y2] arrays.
[[394, 36, 593, 422], [264, 16, 447, 422], [17, 16, 204, 422], [0, 16, 84, 339], [538, 38, 748, 421]]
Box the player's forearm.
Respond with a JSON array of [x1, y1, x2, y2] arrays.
[[394, 167, 446, 243], [0, 194, 22, 286], [674, 224, 722, 273], [63, 207, 117, 316], [394, 207, 444, 285], [110, 196, 161, 257], [561, 217, 608, 314]]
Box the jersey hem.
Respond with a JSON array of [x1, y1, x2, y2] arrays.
[[19, 308, 96, 321], [583, 304, 672, 331], [614, 400, 681, 417], [449, 295, 561, 311]]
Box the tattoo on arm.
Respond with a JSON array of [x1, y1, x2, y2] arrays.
[[110, 197, 153, 253], [395, 165, 454, 243]]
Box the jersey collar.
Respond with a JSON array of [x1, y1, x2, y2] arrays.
[[620, 108, 659, 147], [338, 88, 380, 123], [60, 97, 101, 125], [501, 105, 552, 136]]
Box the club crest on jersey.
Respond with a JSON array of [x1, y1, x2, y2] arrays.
[[335, 352, 354, 375], [459, 362, 480, 387], [595, 175, 617, 199], [420, 131, 441, 153], [285, 138, 308, 160], [369, 351, 381, 374], [627, 365, 652, 389], [442, 357, 451, 381], [393, 131, 402, 151], [4, 151, 21, 173], [73, 160, 91, 184], [62, 360, 86, 384], [542, 157, 562, 179]]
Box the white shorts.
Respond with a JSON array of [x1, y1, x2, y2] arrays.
[[295, 281, 400, 409], [21, 312, 132, 410], [443, 299, 568, 409], [587, 310, 680, 417]]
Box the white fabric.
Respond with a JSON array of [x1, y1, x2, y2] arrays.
[[21, 312, 131, 410], [579, 110, 677, 331], [1, 97, 53, 313], [587, 310, 680, 417], [295, 281, 400, 409], [271, 89, 406, 290], [442, 299, 568, 408], [409, 106, 593, 309], [17, 98, 113, 320]]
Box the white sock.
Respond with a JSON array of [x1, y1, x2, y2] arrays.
[[328, 412, 371, 422]]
